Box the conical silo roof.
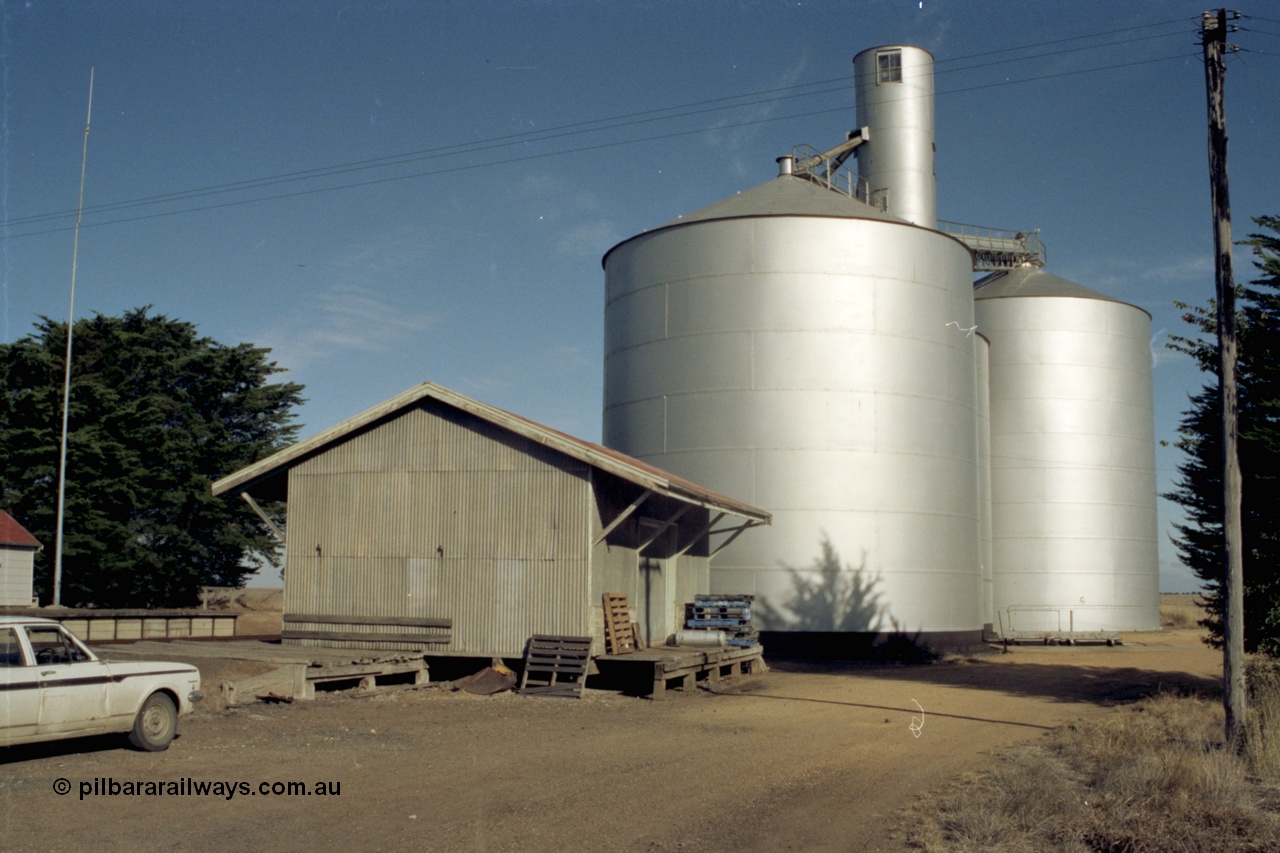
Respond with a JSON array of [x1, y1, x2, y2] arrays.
[[666, 174, 901, 226], [974, 265, 1129, 306], [604, 174, 913, 267]]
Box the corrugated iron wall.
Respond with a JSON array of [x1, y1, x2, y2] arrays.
[[283, 402, 590, 656]]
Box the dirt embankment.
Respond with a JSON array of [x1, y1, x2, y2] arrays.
[[201, 586, 282, 637]]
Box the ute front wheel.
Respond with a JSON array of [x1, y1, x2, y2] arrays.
[[128, 692, 177, 751]]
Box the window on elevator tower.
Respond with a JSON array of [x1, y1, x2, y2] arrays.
[[878, 50, 902, 84]]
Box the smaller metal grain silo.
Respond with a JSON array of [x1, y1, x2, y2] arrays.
[[853, 45, 935, 228], [975, 266, 1159, 635]]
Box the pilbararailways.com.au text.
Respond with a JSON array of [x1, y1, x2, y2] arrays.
[[61, 777, 341, 800]]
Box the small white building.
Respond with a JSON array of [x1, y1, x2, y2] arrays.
[[0, 509, 40, 607]]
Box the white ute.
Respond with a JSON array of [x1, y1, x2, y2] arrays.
[[0, 616, 202, 751]]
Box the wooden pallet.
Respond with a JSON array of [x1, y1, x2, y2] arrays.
[[519, 635, 593, 698], [689, 595, 754, 626], [690, 604, 751, 615], [687, 618, 750, 628], [688, 593, 755, 649], [602, 593, 637, 654]]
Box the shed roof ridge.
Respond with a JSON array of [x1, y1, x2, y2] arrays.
[[212, 382, 770, 524]]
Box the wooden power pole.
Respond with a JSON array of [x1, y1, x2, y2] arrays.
[[1201, 7, 1246, 748]]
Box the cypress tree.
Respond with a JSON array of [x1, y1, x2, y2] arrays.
[[0, 308, 304, 607], [1167, 216, 1280, 655]]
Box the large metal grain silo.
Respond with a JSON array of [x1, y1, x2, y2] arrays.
[[975, 266, 1160, 634], [602, 169, 984, 654]]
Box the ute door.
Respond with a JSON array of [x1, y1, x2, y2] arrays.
[[0, 626, 41, 742], [26, 625, 111, 736]]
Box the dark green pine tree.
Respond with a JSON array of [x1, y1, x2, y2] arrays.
[[1166, 216, 1280, 655], [0, 308, 304, 607]]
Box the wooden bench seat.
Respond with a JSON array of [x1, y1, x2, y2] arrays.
[[282, 613, 452, 647]]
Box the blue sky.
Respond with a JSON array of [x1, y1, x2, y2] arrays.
[[2, 1, 1277, 592]]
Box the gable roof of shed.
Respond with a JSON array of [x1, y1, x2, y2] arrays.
[[212, 382, 770, 524], [0, 509, 41, 549]]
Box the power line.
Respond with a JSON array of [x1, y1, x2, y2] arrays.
[[932, 16, 1190, 64], [7, 24, 1188, 231], [2, 48, 1197, 242], [7, 106, 863, 239], [1233, 52, 1280, 110], [1, 80, 855, 227], [1, 23, 1201, 239], [3, 26, 1192, 232], [8, 23, 1197, 231], [939, 50, 1196, 98], [7, 53, 1199, 240], [937, 27, 1191, 76]]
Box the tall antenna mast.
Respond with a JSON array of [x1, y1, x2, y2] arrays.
[[52, 67, 94, 607]]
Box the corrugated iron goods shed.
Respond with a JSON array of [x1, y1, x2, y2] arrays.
[[213, 382, 769, 659]]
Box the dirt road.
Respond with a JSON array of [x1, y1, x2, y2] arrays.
[[0, 629, 1221, 852]]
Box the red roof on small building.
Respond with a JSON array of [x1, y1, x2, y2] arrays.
[[0, 510, 41, 548]]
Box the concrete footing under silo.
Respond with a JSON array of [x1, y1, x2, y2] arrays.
[[759, 629, 991, 661]]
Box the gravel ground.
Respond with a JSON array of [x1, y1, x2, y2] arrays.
[[0, 628, 1221, 852]]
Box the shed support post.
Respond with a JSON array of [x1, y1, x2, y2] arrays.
[[637, 504, 690, 552], [708, 521, 761, 558], [675, 512, 724, 557], [240, 492, 286, 543], [594, 489, 653, 545]]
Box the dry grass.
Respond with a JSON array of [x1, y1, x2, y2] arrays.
[[1246, 659, 1280, 786], [907, 690, 1280, 852], [199, 586, 283, 636], [1160, 593, 1208, 630]]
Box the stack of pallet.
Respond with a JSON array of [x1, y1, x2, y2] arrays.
[[686, 594, 758, 647]]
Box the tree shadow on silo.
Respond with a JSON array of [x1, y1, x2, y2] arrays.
[[756, 537, 936, 662]]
